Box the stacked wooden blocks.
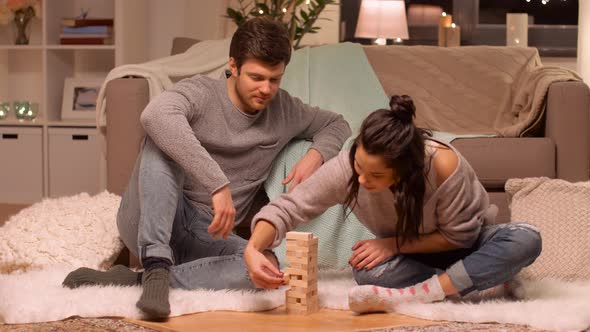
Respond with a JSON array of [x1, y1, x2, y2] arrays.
[[285, 231, 320, 315]]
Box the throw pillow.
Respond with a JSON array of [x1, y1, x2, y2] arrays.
[[506, 177, 590, 281], [0, 192, 124, 274]]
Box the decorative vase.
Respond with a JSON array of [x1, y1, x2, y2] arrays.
[[13, 7, 35, 45]]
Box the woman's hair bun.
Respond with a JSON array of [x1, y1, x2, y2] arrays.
[[389, 95, 416, 124]]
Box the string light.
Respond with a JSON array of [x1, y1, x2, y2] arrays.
[[526, 0, 567, 4]]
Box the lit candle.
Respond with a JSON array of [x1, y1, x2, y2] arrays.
[[445, 23, 461, 47], [438, 12, 453, 47], [506, 13, 528, 47]]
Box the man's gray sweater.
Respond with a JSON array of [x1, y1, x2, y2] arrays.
[[140, 75, 351, 225]]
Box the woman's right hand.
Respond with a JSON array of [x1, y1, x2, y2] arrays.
[[244, 245, 285, 289]]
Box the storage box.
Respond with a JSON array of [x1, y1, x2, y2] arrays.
[[0, 126, 43, 204], [48, 127, 100, 197]]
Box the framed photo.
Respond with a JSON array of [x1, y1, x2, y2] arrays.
[[61, 77, 104, 120]]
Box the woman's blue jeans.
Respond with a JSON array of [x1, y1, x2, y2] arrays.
[[353, 223, 542, 297]]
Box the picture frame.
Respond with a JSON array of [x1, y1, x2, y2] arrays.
[[61, 77, 104, 121]]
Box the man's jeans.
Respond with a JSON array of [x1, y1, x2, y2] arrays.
[[353, 223, 542, 297], [117, 137, 254, 290]]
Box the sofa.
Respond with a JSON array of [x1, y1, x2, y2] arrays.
[[105, 37, 590, 225]]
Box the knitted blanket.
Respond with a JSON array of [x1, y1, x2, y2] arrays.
[[364, 46, 581, 137]]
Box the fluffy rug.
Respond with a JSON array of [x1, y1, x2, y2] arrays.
[[1, 267, 589, 332], [0, 192, 123, 274]]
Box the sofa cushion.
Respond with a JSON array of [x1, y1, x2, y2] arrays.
[[453, 137, 555, 189]]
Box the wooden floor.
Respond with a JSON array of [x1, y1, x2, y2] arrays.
[[127, 307, 441, 332]]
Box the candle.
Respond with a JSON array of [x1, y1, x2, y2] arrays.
[[438, 12, 453, 47], [445, 23, 461, 47], [506, 13, 528, 47]]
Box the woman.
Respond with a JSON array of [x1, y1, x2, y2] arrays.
[[244, 95, 542, 313]]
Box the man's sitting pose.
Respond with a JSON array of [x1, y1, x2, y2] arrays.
[[62, 17, 351, 319]]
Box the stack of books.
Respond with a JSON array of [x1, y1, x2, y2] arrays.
[[60, 18, 114, 45]]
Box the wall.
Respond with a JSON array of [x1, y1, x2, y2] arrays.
[[119, 0, 340, 62], [146, 0, 230, 60], [578, 0, 589, 81]]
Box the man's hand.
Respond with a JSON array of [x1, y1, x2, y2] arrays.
[[209, 185, 235, 240], [349, 238, 398, 270], [244, 245, 285, 289], [282, 148, 323, 192]]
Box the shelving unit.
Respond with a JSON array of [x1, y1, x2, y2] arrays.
[[0, 0, 121, 204]]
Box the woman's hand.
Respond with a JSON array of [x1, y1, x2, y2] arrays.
[[349, 238, 398, 270], [244, 245, 285, 289]]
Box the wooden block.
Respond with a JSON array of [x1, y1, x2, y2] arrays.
[[286, 246, 318, 256], [286, 237, 318, 248], [287, 272, 315, 283], [284, 267, 308, 276], [286, 301, 320, 315], [289, 278, 317, 288], [286, 294, 319, 305], [286, 231, 313, 241], [287, 255, 315, 265], [287, 286, 318, 298]]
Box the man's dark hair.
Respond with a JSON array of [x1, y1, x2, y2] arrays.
[[229, 17, 292, 72]]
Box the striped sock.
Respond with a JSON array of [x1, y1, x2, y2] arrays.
[[348, 275, 445, 313]]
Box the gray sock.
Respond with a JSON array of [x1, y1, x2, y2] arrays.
[[62, 265, 141, 289], [136, 268, 171, 319]]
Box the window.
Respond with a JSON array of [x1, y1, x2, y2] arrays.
[[340, 0, 578, 56]]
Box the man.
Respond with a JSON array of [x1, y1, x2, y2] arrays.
[[62, 17, 351, 319]]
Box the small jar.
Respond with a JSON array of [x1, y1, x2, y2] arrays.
[[14, 101, 30, 120], [0, 102, 10, 120]]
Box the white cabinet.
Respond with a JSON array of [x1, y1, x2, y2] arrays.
[[48, 127, 100, 198], [0, 126, 43, 204]]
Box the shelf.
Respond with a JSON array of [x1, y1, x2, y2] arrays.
[[0, 119, 44, 127], [47, 119, 97, 127], [0, 45, 44, 50], [0, 0, 119, 204], [46, 45, 116, 50]]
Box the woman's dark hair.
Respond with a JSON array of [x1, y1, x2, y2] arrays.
[[344, 95, 430, 248], [229, 17, 292, 72]]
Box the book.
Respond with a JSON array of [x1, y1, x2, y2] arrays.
[[59, 33, 110, 39], [60, 38, 113, 45], [61, 18, 114, 27], [62, 26, 112, 34]]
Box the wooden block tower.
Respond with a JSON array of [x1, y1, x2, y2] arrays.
[[284, 231, 320, 315]]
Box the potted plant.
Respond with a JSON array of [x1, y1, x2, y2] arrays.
[[0, 0, 42, 45], [226, 0, 336, 49]]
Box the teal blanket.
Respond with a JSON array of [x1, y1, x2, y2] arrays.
[[264, 43, 389, 268]]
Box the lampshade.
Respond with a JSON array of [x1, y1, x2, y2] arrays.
[[355, 0, 409, 40]]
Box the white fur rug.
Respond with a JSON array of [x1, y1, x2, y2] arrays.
[[1, 267, 589, 332]]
